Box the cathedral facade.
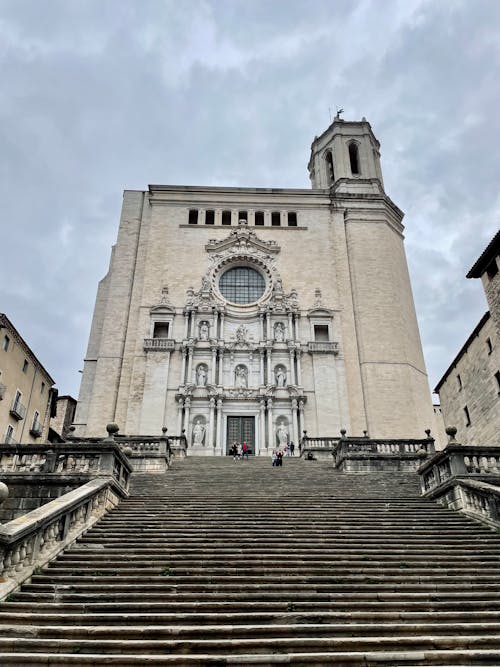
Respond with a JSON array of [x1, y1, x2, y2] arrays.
[[73, 118, 434, 454]]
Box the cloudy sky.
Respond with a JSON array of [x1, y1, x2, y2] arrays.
[[0, 0, 499, 402]]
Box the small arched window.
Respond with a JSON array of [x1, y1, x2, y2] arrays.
[[325, 151, 334, 185], [349, 143, 360, 175]]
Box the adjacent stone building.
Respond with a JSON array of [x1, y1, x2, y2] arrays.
[[0, 313, 56, 444], [73, 117, 434, 453], [435, 230, 500, 444], [49, 394, 77, 441]]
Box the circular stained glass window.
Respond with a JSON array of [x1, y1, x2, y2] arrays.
[[219, 267, 266, 304]]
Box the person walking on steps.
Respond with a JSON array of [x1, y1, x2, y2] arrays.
[[242, 441, 249, 459], [289, 441, 295, 456]]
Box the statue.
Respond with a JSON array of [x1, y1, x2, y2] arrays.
[[276, 422, 289, 448], [235, 365, 248, 388], [192, 419, 205, 446], [274, 322, 285, 342], [275, 366, 287, 388], [236, 325, 248, 344], [196, 365, 207, 386], [199, 322, 209, 340]]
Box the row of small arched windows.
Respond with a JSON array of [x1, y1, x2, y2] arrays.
[[325, 142, 360, 184]]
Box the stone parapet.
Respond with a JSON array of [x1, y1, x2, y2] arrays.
[[332, 437, 434, 472]]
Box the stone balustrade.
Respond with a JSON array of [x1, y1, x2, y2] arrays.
[[143, 338, 175, 351], [307, 341, 339, 354], [0, 477, 123, 600], [332, 437, 434, 472], [419, 445, 500, 495], [0, 443, 131, 492]]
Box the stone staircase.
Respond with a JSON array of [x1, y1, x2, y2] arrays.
[[1, 456, 500, 665]]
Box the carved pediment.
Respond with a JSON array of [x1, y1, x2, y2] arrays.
[[206, 226, 280, 258]]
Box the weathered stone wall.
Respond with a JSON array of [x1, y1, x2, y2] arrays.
[[482, 254, 500, 340], [439, 315, 500, 445], [0, 478, 84, 522]]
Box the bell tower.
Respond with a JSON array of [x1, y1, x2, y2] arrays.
[[308, 116, 384, 192]]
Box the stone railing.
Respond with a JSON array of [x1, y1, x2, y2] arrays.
[[168, 435, 188, 459], [0, 443, 131, 492], [0, 477, 123, 600], [143, 338, 176, 351], [333, 437, 435, 472], [419, 445, 500, 495], [307, 342, 339, 354], [418, 444, 500, 528]]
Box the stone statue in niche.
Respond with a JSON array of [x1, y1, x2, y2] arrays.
[[236, 325, 248, 344], [196, 364, 208, 386], [275, 366, 287, 388], [274, 322, 285, 342], [276, 422, 289, 448], [199, 321, 209, 340], [192, 419, 206, 446], [235, 365, 248, 388]]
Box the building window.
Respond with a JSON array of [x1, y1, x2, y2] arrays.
[[464, 405, 471, 427], [153, 322, 169, 338], [2, 336, 9, 351], [325, 151, 334, 185], [495, 371, 500, 394], [222, 210, 232, 225], [314, 325, 329, 342], [349, 143, 360, 175], [287, 212, 297, 227], [188, 209, 199, 224], [5, 424, 14, 443], [487, 337, 493, 354], [41, 381, 45, 394], [32, 410, 40, 429], [255, 211, 264, 226], [271, 212, 281, 226], [13, 390, 22, 410], [205, 210, 215, 225], [238, 211, 248, 222], [486, 259, 498, 279], [22, 359, 29, 373], [219, 266, 266, 304], [457, 374, 462, 390]]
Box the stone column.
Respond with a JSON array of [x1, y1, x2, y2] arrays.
[[296, 349, 302, 386], [220, 313, 225, 340], [266, 347, 272, 385], [259, 399, 266, 455], [259, 314, 265, 341], [181, 348, 187, 385], [218, 350, 224, 385], [267, 398, 274, 450], [184, 398, 191, 445], [208, 397, 215, 448], [259, 350, 265, 385], [289, 349, 296, 385], [288, 313, 293, 340], [298, 399, 305, 437], [215, 399, 223, 454], [183, 312, 189, 339], [291, 398, 299, 446], [211, 347, 217, 384], [266, 314, 271, 340], [177, 398, 184, 434], [187, 348, 194, 384]]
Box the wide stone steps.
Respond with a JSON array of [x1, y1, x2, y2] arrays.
[[2, 457, 500, 664]]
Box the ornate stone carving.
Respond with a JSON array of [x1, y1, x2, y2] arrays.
[[234, 365, 248, 388], [199, 321, 210, 340], [192, 418, 206, 446], [276, 421, 289, 447], [275, 365, 287, 388], [196, 364, 208, 386]]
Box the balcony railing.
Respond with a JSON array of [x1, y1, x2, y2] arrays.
[[9, 400, 26, 421], [0, 383, 6, 400], [143, 338, 175, 351], [307, 341, 339, 354], [30, 421, 43, 438]]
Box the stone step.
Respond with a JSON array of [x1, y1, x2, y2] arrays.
[[0, 633, 499, 655], [2, 621, 500, 640], [3, 610, 500, 625], [2, 649, 500, 665]]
